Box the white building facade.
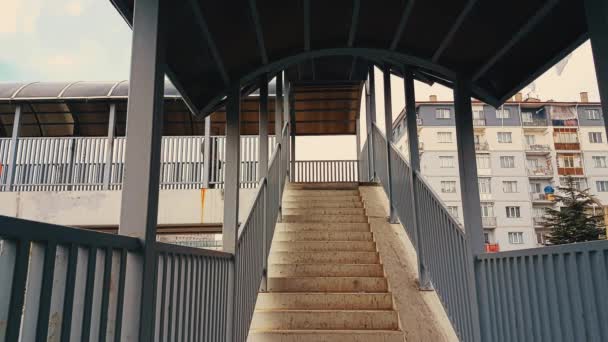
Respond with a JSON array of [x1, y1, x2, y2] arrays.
[[392, 94, 608, 251]]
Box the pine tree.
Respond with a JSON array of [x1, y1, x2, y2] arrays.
[[543, 176, 604, 245]]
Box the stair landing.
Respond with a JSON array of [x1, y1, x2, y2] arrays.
[[249, 183, 405, 342]]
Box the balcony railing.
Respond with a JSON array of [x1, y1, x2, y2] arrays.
[[527, 166, 553, 176], [522, 118, 548, 126], [473, 119, 486, 126], [554, 142, 580, 150], [557, 167, 584, 176], [533, 217, 546, 226], [482, 216, 497, 227], [484, 243, 500, 253], [530, 192, 551, 201], [475, 142, 489, 151], [525, 144, 551, 153]]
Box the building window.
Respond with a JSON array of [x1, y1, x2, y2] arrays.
[[478, 178, 492, 193], [560, 177, 586, 190], [441, 181, 457, 193], [555, 132, 578, 143], [476, 154, 490, 169], [435, 108, 451, 119], [521, 112, 533, 123], [500, 156, 515, 168], [596, 181, 608, 192], [586, 109, 601, 120], [524, 135, 536, 146], [559, 155, 578, 168], [480, 203, 494, 217], [506, 206, 521, 218], [530, 182, 542, 193], [593, 156, 607, 168], [497, 132, 512, 143], [589, 132, 603, 143], [508, 232, 524, 244], [447, 206, 459, 218], [497, 108, 511, 119], [439, 156, 455, 168], [484, 232, 490, 244], [503, 181, 518, 193], [437, 132, 453, 143]]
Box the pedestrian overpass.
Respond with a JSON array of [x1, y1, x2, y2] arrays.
[[2, 0, 608, 341]]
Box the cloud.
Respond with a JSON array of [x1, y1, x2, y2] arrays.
[[65, 1, 83, 16]]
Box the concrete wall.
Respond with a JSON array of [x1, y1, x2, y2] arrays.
[[577, 104, 604, 126], [0, 188, 258, 227]]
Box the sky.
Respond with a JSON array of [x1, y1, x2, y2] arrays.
[[0, 0, 602, 160]]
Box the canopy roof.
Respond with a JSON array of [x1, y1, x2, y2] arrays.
[[110, 0, 587, 115], [0, 81, 360, 137]]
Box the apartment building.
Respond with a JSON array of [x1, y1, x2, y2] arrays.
[[392, 93, 607, 251]]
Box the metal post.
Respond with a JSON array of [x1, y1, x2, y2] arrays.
[[453, 75, 483, 342], [365, 76, 373, 182], [117, 0, 167, 339], [223, 85, 241, 254], [290, 86, 296, 183], [258, 75, 269, 292], [5, 105, 22, 191], [202, 116, 211, 188], [369, 65, 377, 180], [383, 66, 397, 223], [275, 72, 283, 220], [403, 69, 432, 290], [355, 116, 361, 181], [102, 103, 116, 190], [585, 0, 608, 134]]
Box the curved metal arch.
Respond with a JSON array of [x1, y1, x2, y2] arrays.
[[198, 47, 460, 115]]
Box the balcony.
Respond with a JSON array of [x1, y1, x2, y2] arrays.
[[530, 192, 552, 202], [533, 217, 546, 227], [482, 216, 497, 228], [473, 119, 486, 126], [485, 243, 500, 253], [554, 142, 580, 150], [552, 119, 578, 126], [558, 167, 584, 176], [475, 142, 489, 151], [522, 118, 548, 127], [525, 144, 551, 154], [527, 166, 553, 177]]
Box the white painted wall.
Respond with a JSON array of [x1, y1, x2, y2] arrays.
[[0, 188, 258, 227]]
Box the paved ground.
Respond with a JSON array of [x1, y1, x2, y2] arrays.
[[360, 185, 459, 342]]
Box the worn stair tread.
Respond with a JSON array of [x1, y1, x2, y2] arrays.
[[255, 292, 394, 310], [268, 277, 388, 292], [269, 263, 384, 277], [269, 251, 379, 264], [274, 231, 373, 241], [276, 222, 370, 232], [282, 214, 368, 223], [250, 309, 400, 330], [282, 201, 364, 208], [271, 241, 376, 252], [283, 208, 366, 215]]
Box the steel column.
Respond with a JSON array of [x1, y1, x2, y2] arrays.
[[383, 66, 397, 223], [275, 72, 283, 221], [223, 85, 241, 254], [355, 115, 361, 181], [117, 0, 167, 339], [365, 75, 373, 181], [368, 65, 377, 180], [403, 69, 432, 290], [202, 116, 211, 188], [5, 105, 22, 191], [290, 84, 296, 182], [258, 75, 269, 292], [585, 0, 608, 136], [102, 103, 116, 190], [453, 75, 483, 342]]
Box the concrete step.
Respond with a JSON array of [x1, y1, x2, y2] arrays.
[[268, 264, 384, 277], [287, 182, 359, 190], [255, 292, 393, 310], [250, 310, 399, 330], [267, 277, 388, 292], [282, 195, 361, 202], [282, 200, 363, 209], [282, 208, 366, 216], [286, 190, 360, 196], [282, 215, 368, 223], [276, 222, 370, 232], [248, 329, 404, 342], [271, 241, 376, 252], [269, 251, 379, 264], [274, 231, 373, 241]]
